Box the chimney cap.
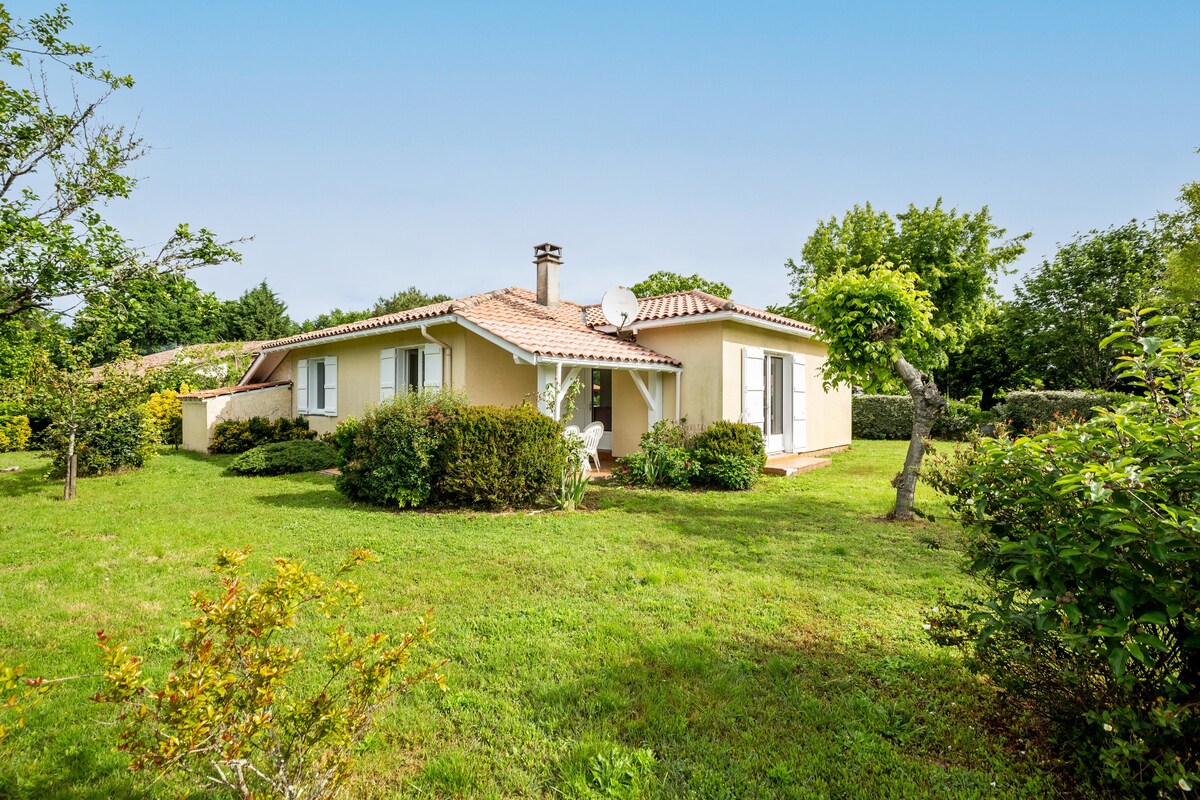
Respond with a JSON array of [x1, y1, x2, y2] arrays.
[[533, 243, 563, 263]]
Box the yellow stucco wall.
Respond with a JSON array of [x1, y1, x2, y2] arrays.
[[719, 322, 852, 452], [634, 322, 724, 429], [180, 385, 293, 452], [462, 336, 538, 407]]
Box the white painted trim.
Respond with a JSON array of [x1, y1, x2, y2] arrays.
[[535, 355, 681, 373], [180, 383, 291, 403], [593, 311, 819, 339]]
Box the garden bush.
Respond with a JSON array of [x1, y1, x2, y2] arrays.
[[435, 404, 565, 509], [227, 439, 337, 476], [923, 312, 1199, 797], [993, 389, 1131, 434], [0, 414, 31, 452], [48, 406, 158, 477], [690, 421, 766, 490], [333, 391, 465, 508], [209, 415, 316, 454], [852, 395, 990, 440], [143, 385, 186, 447], [617, 420, 699, 489]]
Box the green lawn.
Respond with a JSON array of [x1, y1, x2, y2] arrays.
[[0, 442, 1058, 799]]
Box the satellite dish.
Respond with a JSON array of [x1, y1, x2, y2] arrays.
[[600, 286, 639, 330]]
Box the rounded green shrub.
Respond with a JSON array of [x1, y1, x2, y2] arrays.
[[227, 439, 337, 476], [48, 407, 158, 477], [210, 416, 315, 454], [689, 421, 766, 490], [0, 414, 32, 452]]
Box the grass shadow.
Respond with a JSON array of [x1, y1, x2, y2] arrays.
[[0, 465, 55, 499]]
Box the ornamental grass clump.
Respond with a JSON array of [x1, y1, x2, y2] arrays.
[[924, 309, 1199, 798], [92, 546, 446, 800]]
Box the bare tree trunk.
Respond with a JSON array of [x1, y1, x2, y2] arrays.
[[64, 428, 77, 501], [891, 356, 946, 520]]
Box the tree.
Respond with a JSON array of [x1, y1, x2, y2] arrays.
[[217, 280, 296, 341], [0, 5, 243, 324], [70, 272, 221, 363], [1008, 222, 1163, 390], [630, 271, 731, 299], [793, 201, 1028, 519], [936, 304, 1024, 408], [1157, 162, 1200, 342]]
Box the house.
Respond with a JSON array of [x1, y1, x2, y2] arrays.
[[180, 244, 851, 457]]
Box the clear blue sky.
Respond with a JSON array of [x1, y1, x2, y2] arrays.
[[10, 1, 1200, 320]]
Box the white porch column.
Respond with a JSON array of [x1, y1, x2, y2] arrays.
[[536, 362, 582, 420], [629, 370, 663, 427], [536, 363, 556, 416]]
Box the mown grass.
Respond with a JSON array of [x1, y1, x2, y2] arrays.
[[0, 442, 1059, 799]]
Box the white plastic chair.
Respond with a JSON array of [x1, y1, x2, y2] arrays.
[[579, 422, 605, 472]]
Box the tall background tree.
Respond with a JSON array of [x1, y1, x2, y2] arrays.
[[216, 280, 295, 341], [629, 271, 731, 299], [70, 272, 221, 363], [0, 5, 243, 325], [791, 201, 1028, 519]]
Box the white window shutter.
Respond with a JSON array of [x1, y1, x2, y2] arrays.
[[423, 343, 443, 389], [742, 347, 765, 427], [379, 348, 397, 402], [296, 358, 309, 414], [792, 354, 808, 451], [323, 356, 337, 416]]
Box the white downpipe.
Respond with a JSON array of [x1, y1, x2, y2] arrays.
[[419, 324, 452, 389], [675, 371, 681, 422]]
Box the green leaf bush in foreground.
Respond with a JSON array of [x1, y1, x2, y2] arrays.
[[92, 547, 446, 800], [924, 310, 1199, 798], [209, 415, 315, 454], [227, 439, 337, 476], [618, 419, 765, 491]]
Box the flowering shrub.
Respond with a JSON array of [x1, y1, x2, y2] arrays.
[[924, 310, 1199, 797], [0, 414, 31, 452], [617, 420, 698, 489], [92, 547, 446, 800], [618, 420, 764, 491], [143, 384, 187, 447]]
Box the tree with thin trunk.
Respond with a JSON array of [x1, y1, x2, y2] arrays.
[[790, 201, 1028, 519]]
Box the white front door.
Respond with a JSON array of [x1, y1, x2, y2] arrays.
[[764, 354, 786, 453]]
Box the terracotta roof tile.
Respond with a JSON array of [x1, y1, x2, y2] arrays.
[[262, 288, 680, 367], [582, 290, 820, 334], [178, 380, 291, 399]]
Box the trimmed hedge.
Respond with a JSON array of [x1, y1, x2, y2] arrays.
[[0, 414, 31, 452], [852, 395, 991, 441], [993, 390, 1131, 434], [334, 392, 566, 510], [210, 416, 316, 454], [227, 439, 337, 476], [435, 405, 566, 508]]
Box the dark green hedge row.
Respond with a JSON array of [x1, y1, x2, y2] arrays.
[[852, 395, 990, 441], [853, 391, 1134, 440], [992, 390, 1131, 434], [333, 393, 566, 510], [210, 416, 316, 454], [227, 439, 337, 476]]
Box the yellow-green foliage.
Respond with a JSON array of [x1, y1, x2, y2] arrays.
[[143, 385, 187, 447], [0, 415, 31, 452]]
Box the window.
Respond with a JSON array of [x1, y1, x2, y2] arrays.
[[301, 356, 336, 416], [406, 347, 421, 392]]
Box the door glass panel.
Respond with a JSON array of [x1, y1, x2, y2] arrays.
[[315, 360, 326, 411], [765, 356, 784, 436], [592, 369, 612, 431]]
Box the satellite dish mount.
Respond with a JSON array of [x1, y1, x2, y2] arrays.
[[600, 286, 639, 337]]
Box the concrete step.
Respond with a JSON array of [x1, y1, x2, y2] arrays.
[[762, 455, 833, 477]]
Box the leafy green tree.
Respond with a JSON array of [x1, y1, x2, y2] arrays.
[[217, 280, 296, 341], [70, 272, 221, 362], [794, 201, 1028, 519], [1008, 222, 1162, 390], [0, 5, 242, 325], [1157, 164, 1200, 342], [936, 304, 1024, 408], [630, 271, 732, 299], [0, 310, 66, 379]]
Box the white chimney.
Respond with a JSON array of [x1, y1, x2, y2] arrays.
[[534, 243, 563, 308]]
